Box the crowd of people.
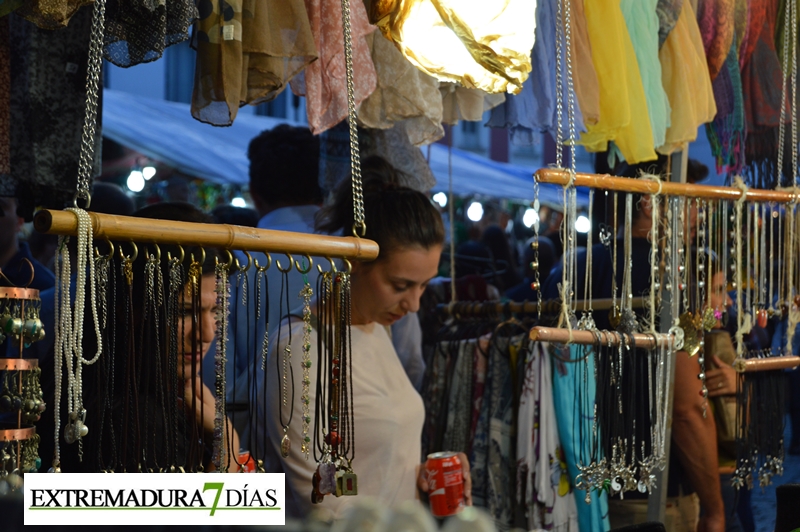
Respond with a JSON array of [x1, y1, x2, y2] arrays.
[[0, 125, 798, 532]]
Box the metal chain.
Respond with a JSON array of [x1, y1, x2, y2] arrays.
[[74, 0, 107, 208], [339, 0, 365, 236]]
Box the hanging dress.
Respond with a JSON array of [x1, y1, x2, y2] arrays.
[[103, 0, 197, 67], [357, 31, 443, 146], [657, 0, 717, 155], [579, 0, 657, 164], [192, 0, 318, 126], [290, 0, 376, 135], [621, 0, 671, 150]]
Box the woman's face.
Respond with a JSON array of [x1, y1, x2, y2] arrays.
[[178, 273, 218, 378], [350, 245, 442, 326]]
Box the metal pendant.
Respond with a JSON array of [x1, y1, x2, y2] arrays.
[[280, 433, 291, 458], [341, 472, 358, 496], [702, 307, 717, 331], [678, 312, 702, 357], [63, 423, 76, 444]]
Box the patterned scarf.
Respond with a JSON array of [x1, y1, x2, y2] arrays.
[[706, 41, 746, 178], [741, 0, 787, 188], [697, 0, 735, 80]]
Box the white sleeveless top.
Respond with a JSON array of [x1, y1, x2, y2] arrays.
[[255, 318, 425, 519]]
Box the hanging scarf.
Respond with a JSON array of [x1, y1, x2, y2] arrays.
[[741, 0, 786, 188], [14, 0, 91, 29], [656, 0, 683, 48], [696, 0, 735, 80], [706, 41, 746, 178]]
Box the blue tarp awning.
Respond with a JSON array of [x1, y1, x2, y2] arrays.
[[102, 89, 587, 207]]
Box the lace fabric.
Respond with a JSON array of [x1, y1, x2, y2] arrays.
[[104, 0, 197, 68]]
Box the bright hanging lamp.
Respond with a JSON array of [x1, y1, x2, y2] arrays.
[[365, 0, 536, 95]]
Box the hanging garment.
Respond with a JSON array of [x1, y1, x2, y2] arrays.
[[442, 339, 475, 455], [357, 32, 443, 146], [192, 0, 318, 127], [621, 0, 671, 149], [469, 338, 489, 459], [440, 83, 505, 125], [422, 340, 454, 457], [14, 0, 91, 29], [706, 42, 746, 177], [579, 0, 657, 164], [740, 0, 786, 187], [696, 0, 734, 80], [551, 344, 610, 532], [104, 0, 197, 68], [657, 0, 716, 155], [486, 0, 597, 144], [5, 8, 102, 215], [517, 342, 578, 532], [738, 0, 765, 69], [291, 0, 376, 135], [0, 15, 9, 178], [656, 0, 683, 48], [569, 0, 600, 128], [470, 335, 516, 528]]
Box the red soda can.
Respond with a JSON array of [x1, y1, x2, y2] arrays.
[[238, 450, 256, 473], [425, 451, 464, 517]]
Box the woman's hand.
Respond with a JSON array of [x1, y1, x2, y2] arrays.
[[180, 378, 241, 472], [705, 355, 738, 397], [416, 452, 473, 507]]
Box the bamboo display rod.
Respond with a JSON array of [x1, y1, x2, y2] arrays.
[[438, 297, 647, 316], [733, 356, 800, 373], [536, 169, 797, 203], [529, 326, 672, 348], [35, 210, 380, 261]]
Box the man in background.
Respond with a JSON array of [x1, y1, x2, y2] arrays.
[[0, 196, 54, 290]]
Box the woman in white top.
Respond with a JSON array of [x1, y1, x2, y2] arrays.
[[254, 157, 471, 519]]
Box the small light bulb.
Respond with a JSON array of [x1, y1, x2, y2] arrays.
[[126, 170, 145, 192]]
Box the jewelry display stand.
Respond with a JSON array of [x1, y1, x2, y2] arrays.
[[0, 284, 46, 491]]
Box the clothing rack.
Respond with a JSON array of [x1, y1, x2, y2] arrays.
[[34, 209, 380, 261], [535, 168, 799, 203], [529, 326, 672, 348], [436, 297, 647, 318]]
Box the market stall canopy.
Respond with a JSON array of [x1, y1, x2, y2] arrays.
[[102, 89, 587, 207]]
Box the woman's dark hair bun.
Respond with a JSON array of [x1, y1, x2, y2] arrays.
[[316, 156, 444, 257]]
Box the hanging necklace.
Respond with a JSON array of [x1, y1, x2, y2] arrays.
[[299, 268, 314, 460], [212, 254, 231, 471], [276, 256, 294, 458]]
